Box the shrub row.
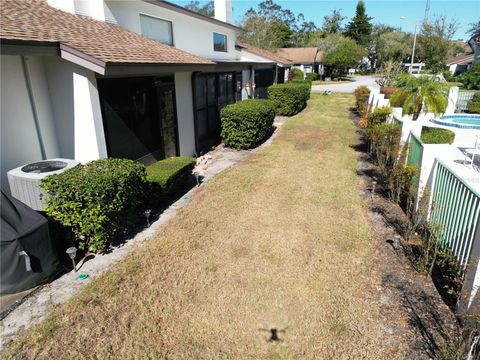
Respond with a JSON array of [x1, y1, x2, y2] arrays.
[[41, 158, 147, 253], [305, 72, 319, 81], [220, 99, 275, 149], [147, 156, 196, 198], [354, 86, 370, 117], [367, 107, 392, 127], [420, 126, 456, 144], [42, 157, 195, 252], [268, 82, 310, 116]]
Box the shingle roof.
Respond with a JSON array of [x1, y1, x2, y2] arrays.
[[446, 53, 474, 66], [0, 0, 214, 66], [236, 41, 292, 65], [276, 47, 320, 64]]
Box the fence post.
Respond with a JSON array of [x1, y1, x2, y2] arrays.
[[445, 86, 459, 115], [458, 216, 480, 317]]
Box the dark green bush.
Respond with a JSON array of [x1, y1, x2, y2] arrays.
[[146, 156, 195, 198], [460, 62, 480, 90], [367, 107, 392, 127], [420, 126, 455, 144], [291, 68, 304, 80], [268, 83, 310, 115], [305, 72, 319, 81], [220, 100, 275, 149], [354, 86, 370, 116], [466, 93, 480, 113], [41, 158, 148, 253]]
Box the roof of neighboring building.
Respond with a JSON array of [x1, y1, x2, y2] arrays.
[[447, 53, 474, 66], [236, 41, 292, 65], [276, 47, 321, 64], [0, 0, 214, 67], [144, 0, 244, 32]]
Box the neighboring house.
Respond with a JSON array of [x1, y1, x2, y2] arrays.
[[0, 0, 281, 194], [446, 53, 474, 75], [276, 47, 323, 76], [235, 41, 292, 98]]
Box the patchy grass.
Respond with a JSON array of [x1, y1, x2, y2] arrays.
[[4, 94, 392, 359]]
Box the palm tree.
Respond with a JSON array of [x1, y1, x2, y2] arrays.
[[390, 75, 448, 120]]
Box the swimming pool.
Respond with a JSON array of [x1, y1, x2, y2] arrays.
[[431, 114, 480, 130]]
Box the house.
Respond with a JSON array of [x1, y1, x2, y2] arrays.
[[276, 47, 323, 76], [0, 0, 283, 194], [235, 41, 292, 98], [446, 53, 474, 75]]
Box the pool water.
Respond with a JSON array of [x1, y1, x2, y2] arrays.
[[431, 114, 480, 130]]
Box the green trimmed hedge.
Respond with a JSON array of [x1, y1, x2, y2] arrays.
[[146, 156, 196, 198], [291, 68, 304, 80], [41, 158, 148, 252], [305, 72, 319, 81], [420, 126, 455, 144], [268, 83, 310, 116], [220, 99, 275, 149]]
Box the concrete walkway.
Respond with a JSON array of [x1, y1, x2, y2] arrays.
[[312, 75, 379, 93]]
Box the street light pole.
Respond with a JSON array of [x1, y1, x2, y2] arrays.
[[410, 21, 419, 74]]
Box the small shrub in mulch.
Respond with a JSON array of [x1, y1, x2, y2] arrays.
[[420, 126, 455, 144]]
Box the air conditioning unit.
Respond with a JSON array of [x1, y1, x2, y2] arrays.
[[7, 159, 80, 211]]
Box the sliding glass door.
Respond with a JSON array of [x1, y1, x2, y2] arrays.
[[98, 76, 179, 164], [193, 72, 237, 153]]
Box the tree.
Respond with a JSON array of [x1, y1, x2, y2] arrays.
[[344, 1, 373, 47], [417, 15, 458, 73], [374, 31, 412, 67], [321, 9, 346, 34], [468, 19, 480, 39], [322, 37, 367, 76], [185, 1, 214, 17], [239, 0, 316, 49], [390, 74, 448, 120]]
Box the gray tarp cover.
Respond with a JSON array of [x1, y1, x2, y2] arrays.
[[1, 191, 59, 294]]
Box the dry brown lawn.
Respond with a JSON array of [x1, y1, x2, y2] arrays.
[[5, 94, 393, 359]]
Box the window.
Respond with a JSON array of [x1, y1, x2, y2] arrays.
[[140, 14, 173, 46], [213, 32, 227, 52]]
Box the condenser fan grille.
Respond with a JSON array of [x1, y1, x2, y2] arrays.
[[21, 161, 68, 174]]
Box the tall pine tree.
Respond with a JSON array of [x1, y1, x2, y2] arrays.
[[344, 1, 373, 47]]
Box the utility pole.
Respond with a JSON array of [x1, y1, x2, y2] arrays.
[[410, 21, 419, 74], [423, 0, 431, 24]]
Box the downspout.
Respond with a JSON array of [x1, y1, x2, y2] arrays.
[[21, 56, 47, 160], [249, 65, 254, 99]]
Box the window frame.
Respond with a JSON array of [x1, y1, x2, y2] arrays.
[[213, 32, 228, 52], [139, 13, 174, 46]]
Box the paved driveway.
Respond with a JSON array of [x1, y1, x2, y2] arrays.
[[312, 75, 379, 93]]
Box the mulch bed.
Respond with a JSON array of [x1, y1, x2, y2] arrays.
[[352, 119, 459, 359]]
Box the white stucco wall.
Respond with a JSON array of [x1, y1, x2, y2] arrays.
[[174, 72, 196, 156], [105, 0, 239, 61], [44, 56, 107, 163], [1, 55, 60, 192], [1, 54, 108, 192]]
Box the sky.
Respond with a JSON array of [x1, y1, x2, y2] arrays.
[[172, 0, 479, 41]]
